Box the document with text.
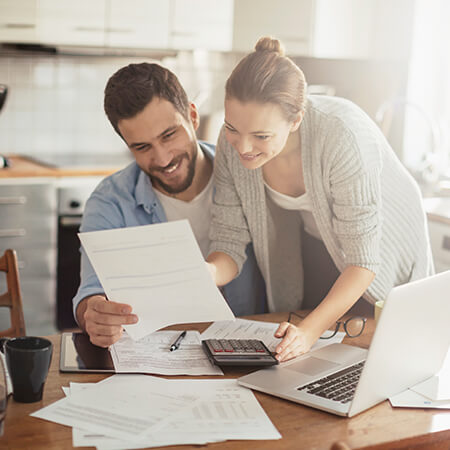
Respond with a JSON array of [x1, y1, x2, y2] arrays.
[[79, 220, 235, 340], [32, 375, 198, 443], [57, 378, 280, 449], [110, 331, 223, 376]]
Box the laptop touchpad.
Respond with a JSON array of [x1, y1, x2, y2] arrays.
[[285, 356, 340, 376]]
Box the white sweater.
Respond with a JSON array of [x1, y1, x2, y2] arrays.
[[209, 95, 434, 312]]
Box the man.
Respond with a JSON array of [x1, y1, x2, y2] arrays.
[[73, 62, 266, 347]]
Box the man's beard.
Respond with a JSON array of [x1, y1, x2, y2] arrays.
[[148, 146, 197, 195]]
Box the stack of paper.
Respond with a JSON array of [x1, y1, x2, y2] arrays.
[[32, 376, 281, 449]]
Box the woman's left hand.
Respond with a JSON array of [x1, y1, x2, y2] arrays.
[[274, 322, 316, 362]]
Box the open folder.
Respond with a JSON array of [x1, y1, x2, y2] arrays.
[[79, 220, 235, 340]]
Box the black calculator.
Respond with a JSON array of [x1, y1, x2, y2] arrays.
[[202, 339, 279, 367]]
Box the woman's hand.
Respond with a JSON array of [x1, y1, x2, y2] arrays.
[[274, 322, 317, 362]]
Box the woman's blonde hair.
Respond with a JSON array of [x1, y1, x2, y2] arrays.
[[225, 36, 307, 121]]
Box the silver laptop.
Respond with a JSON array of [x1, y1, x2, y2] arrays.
[[238, 270, 450, 417]]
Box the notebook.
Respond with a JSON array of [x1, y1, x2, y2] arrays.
[[238, 270, 450, 417]]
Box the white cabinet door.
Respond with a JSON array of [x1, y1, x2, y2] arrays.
[[171, 0, 234, 51], [232, 0, 315, 55], [38, 0, 106, 47], [0, 0, 39, 44], [106, 0, 170, 49], [312, 0, 373, 59]]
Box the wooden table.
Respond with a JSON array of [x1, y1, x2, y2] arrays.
[[2, 312, 450, 450]]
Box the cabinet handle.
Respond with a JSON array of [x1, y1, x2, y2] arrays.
[[2, 23, 36, 29], [0, 228, 26, 237], [0, 196, 27, 204], [73, 26, 104, 32], [106, 27, 133, 33]]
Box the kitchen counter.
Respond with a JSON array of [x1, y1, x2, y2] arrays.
[[0, 155, 129, 178]]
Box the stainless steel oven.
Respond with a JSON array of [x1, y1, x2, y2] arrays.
[[56, 178, 103, 330]]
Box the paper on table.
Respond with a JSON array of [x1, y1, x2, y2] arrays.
[[409, 349, 450, 401], [389, 389, 450, 409], [71, 380, 280, 450], [201, 318, 345, 352], [110, 331, 223, 376], [79, 220, 234, 340], [32, 375, 197, 443]]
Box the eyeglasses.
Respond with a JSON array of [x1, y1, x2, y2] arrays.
[[288, 312, 367, 339]]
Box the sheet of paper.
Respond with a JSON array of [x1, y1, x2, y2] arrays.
[[79, 220, 234, 340], [201, 318, 345, 352], [73, 380, 280, 450], [32, 375, 197, 443], [410, 349, 450, 401], [110, 331, 223, 375], [389, 389, 450, 409]]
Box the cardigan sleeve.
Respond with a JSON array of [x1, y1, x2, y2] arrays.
[[326, 123, 383, 274], [208, 128, 252, 273]]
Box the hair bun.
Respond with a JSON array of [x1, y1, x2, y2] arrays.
[[254, 36, 285, 56]]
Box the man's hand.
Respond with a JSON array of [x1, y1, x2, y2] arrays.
[[76, 295, 138, 347]]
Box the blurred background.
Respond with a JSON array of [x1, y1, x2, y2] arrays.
[[0, 0, 449, 335]]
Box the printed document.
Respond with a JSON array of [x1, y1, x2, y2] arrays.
[[55, 378, 281, 449], [79, 220, 234, 340], [201, 318, 345, 352], [110, 331, 223, 375], [32, 375, 197, 443]]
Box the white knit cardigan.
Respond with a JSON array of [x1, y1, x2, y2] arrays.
[[209, 95, 434, 312]]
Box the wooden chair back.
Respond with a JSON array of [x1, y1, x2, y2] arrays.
[[0, 249, 26, 337]]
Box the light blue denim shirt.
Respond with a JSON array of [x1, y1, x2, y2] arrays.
[[72, 142, 267, 322]]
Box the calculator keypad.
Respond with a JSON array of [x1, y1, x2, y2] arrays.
[[206, 339, 269, 355]]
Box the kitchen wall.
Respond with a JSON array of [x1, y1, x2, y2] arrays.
[[0, 50, 408, 158]]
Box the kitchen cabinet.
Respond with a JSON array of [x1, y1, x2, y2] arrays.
[[0, 178, 57, 335], [0, 0, 39, 44], [38, 0, 106, 47], [232, 0, 412, 60], [170, 0, 234, 51], [233, 0, 315, 56], [106, 0, 170, 49]]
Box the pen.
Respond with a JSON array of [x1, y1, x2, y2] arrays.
[[169, 331, 187, 351]]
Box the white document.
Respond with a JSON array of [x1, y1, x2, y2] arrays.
[[79, 220, 234, 340], [389, 389, 450, 409], [409, 349, 450, 401], [32, 375, 197, 443], [110, 331, 223, 376], [71, 379, 280, 450], [201, 318, 345, 352]]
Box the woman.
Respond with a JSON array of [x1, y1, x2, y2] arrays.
[[207, 37, 434, 362]]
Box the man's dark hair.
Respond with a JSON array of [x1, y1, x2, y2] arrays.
[[104, 62, 190, 136]]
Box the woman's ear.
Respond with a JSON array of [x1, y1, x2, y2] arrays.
[[189, 103, 200, 131], [291, 111, 303, 132]]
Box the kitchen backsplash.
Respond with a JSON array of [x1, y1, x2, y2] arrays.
[[0, 51, 241, 157], [0, 51, 408, 158]]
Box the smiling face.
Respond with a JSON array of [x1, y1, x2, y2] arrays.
[[224, 98, 301, 169], [118, 97, 200, 195]]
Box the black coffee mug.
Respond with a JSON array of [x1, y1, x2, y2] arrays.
[[0, 337, 53, 403]]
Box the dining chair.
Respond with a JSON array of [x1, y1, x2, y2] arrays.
[[0, 249, 26, 337]]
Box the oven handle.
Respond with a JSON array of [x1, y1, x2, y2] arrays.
[[60, 216, 82, 227]]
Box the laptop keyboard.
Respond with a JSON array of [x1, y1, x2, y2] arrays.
[[297, 361, 365, 404]]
